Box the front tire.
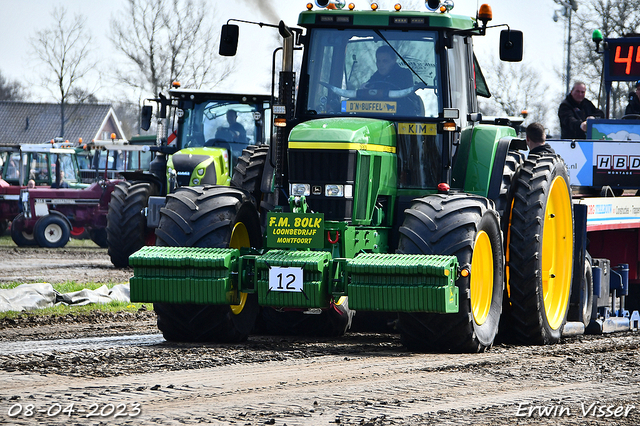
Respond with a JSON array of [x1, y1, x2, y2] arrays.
[[258, 297, 353, 337], [34, 215, 70, 248], [506, 154, 574, 344], [568, 255, 594, 328], [106, 181, 157, 268], [396, 194, 504, 352], [153, 185, 261, 343]]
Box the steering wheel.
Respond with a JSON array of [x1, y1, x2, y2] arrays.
[[320, 81, 414, 100], [362, 80, 401, 91], [320, 81, 356, 98], [621, 114, 640, 120]]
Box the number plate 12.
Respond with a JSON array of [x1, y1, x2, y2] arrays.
[[268, 266, 304, 292]]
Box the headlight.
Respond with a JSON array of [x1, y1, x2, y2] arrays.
[[291, 183, 310, 196], [325, 184, 344, 197], [344, 184, 353, 198], [196, 168, 204, 176], [193, 178, 200, 185]]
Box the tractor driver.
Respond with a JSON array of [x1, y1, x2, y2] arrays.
[[225, 110, 246, 142], [362, 45, 414, 92]]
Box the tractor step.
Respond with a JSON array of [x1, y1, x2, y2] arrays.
[[345, 253, 459, 313], [129, 246, 240, 304]]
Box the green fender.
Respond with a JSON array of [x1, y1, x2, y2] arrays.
[[452, 124, 516, 197]]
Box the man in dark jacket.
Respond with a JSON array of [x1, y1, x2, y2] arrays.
[[625, 80, 640, 116], [363, 45, 414, 90], [526, 122, 555, 156], [558, 81, 604, 139]]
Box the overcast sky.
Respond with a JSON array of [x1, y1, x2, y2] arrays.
[[1, 0, 568, 105]]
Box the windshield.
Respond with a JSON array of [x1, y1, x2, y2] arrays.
[[179, 100, 269, 149], [126, 150, 152, 171], [50, 154, 79, 183], [303, 28, 441, 119]]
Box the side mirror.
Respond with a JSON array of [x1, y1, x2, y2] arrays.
[[140, 105, 153, 131], [499, 29, 523, 62], [219, 24, 239, 57]]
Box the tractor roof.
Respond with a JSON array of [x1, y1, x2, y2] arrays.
[[167, 90, 271, 104], [297, 9, 476, 31]]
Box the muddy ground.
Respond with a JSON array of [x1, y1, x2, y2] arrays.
[[1, 246, 639, 425]]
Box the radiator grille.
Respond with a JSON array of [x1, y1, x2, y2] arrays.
[[288, 149, 356, 221]]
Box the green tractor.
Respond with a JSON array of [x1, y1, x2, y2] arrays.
[[106, 90, 271, 267], [130, 1, 574, 352]]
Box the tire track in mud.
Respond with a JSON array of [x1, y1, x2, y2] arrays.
[[1, 247, 640, 425], [2, 335, 639, 425]]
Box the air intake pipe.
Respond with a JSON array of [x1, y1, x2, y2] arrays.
[[315, 0, 346, 9]]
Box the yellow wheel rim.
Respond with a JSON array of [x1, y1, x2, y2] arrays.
[[230, 292, 247, 315], [470, 230, 493, 326], [229, 221, 250, 315], [541, 176, 573, 330]]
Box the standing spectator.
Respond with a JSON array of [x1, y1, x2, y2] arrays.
[[558, 81, 604, 139], [526, 122, 555, 156], [625, 80, 640, 116]]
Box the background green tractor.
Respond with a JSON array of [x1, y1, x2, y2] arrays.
[[106, 90, 271, 267], [131, 2, 575, 352]]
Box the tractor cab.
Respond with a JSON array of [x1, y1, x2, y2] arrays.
[[2, 142, 86, 189], [286, 5, 521, 223], [147, 90, 271, 192], [296, 22, 457, 192]]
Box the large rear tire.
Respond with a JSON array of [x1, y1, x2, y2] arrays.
[[88, 228, 108, 248], [493, 150, 524, 221], [106, 181, 157, 268], [506, 154, 574, 344], [396, 194, 504, 353], [230, 145, 269, 200], [153, 185, 261, 343], [10, 213, 37, 247]]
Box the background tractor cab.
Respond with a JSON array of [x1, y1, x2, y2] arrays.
[[137, 90, 271, 195], [1, 142, 86, 189], [0, 141, 88, 236]]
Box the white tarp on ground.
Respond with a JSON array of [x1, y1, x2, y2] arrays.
[[0, 283, 130, 313]]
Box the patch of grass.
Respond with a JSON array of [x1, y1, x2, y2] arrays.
[[0, 301, 152, 320], [0, 235, 101, 248], [0, 281, 124, 291], [0, 281, 149, 320]]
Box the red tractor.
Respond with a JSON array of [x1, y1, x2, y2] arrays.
[[11, 143, 152, 248], [1, 142, 88, 237]]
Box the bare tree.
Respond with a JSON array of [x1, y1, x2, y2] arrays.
[[0, 70, 27, 101], [30, 7, 97, 137], [110, 0, 233, 96], [477, 57, 551, 129], [571, 0, 640, 117]]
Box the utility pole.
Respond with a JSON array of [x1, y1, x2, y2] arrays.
[[553, 0, 579, 94]]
